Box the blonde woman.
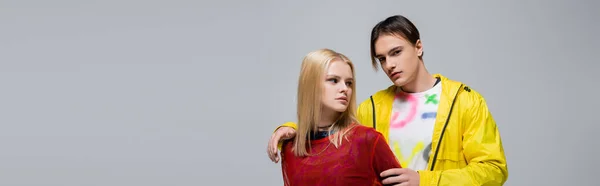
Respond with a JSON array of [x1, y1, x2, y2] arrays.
[[279, 48, 401, 186]]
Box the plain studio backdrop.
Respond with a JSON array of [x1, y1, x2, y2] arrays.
[[1, 0, 598, 185]]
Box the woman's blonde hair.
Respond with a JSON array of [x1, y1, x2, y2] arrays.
[[293, 48, 358, 157]]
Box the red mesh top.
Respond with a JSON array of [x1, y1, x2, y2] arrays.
[[280, 125, 401, 186]]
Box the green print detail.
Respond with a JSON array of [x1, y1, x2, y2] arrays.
[[425, 94, 438, 105]]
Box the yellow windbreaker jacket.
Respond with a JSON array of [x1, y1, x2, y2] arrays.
[[278, 74, 508, 185]]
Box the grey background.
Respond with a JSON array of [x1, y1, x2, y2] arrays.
[[1, 0, 598, 185]]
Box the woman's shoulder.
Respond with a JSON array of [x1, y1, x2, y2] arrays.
[[350, 124, 376, 132], [280, 139, 295, 153], [348, 124, 384, 143]]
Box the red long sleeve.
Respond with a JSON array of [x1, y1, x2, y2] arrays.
[[280, 125, 401, 186]]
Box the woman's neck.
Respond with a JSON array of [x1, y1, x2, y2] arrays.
[[318, 109, 340, 131], [400, 62, 436, 93]]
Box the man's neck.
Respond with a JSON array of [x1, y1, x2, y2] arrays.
[[400, 64, 436, 93]]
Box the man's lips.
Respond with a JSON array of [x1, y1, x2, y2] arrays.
[[391, 71, 402, 78]]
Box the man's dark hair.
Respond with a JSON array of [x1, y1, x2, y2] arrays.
[[370, 15, 423, 70]]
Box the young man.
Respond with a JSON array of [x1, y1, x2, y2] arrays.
[[267, 15, 508, 186]]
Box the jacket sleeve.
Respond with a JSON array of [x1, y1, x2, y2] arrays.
[[274, 121, 297, 132], [356, 98, 375, 128], [418, 96, 508, 186]]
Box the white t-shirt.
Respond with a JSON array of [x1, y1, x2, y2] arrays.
[[387, 82, 442, 170]]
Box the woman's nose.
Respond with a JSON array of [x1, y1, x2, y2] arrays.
[[339, 84, 348, 92]]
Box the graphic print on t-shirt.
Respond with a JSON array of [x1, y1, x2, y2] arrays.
[[388, 83, 441, 170]]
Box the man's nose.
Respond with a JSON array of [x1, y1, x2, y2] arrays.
[[383, 59, 395, 71]]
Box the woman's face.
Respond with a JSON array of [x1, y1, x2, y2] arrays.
[[321, 60, 353, 114], [374, 34, 423, 87]]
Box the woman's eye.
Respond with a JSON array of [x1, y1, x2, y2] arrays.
[[328, 79, 338, 83], [346, 81, 352, 86]]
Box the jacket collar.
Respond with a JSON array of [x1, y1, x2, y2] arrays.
[[372, 73, 463, 104]]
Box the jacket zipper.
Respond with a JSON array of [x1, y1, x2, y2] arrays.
[[429, 84, 463, 171], [370, 96, 376, 129]]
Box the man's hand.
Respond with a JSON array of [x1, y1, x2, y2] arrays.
[[381, 168, 420, 186], [267, 127, 296, 163]]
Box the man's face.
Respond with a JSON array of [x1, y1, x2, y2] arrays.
[[374, 34, 423, 87]]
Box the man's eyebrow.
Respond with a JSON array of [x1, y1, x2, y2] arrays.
[[386, 46, 403, 55], [375, 46, 403, 58]]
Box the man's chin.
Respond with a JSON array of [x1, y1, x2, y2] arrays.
[[393, 78, 408, 87]]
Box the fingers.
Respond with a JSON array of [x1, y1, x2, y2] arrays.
[[268, 149, 278, 162], [380, 168, 409, 185], [267, 135, 273, 161], [381, 173, 409, 185], [267, 145, 275, 162], [267, 127, 297, 163], [380, 168, 405, 177], [268, 136, 274, 156], [268, 129, 287, 162], [270, 132, 282, 153], [396, 182, 410, 186]]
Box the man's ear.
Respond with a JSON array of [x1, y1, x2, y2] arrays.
[[415, 39, 423, 57]]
